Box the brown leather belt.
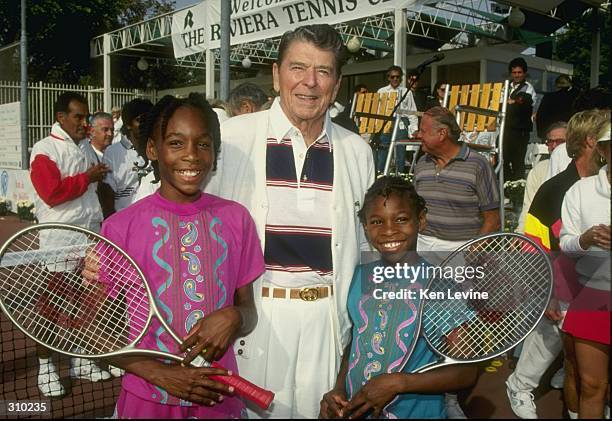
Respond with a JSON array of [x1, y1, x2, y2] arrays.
[[261, 286, 333, 301]]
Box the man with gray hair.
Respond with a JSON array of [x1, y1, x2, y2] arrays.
[[413, 104, 501, 258], [414, 106, 500, 252], [206, 24, 374, 418], [80, 112, 114, 164], [228, 82, 268, 116], [413, 106, 500, 417]]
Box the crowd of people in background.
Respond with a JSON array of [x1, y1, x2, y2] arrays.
[[19, 22, 610, 420]]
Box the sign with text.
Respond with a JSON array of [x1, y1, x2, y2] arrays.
[[0, 102, 22, 169], [171, 0, 414, 58]]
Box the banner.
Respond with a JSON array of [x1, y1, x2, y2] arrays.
[[171, 2, 208, 59], [0, 102, 22, 169], [172, 0, 413, 58]]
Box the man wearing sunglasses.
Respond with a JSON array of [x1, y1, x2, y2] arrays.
[[516, 122, 567, 233], [375, 65, 418, 173]]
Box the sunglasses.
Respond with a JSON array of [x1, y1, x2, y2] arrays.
[[389, 75, 402, 80]]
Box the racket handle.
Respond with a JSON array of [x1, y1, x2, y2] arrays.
[[191, 356, 274, 409], [209, 362, 274, 409]]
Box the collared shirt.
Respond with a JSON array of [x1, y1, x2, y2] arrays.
[[524, 160, 579, 252], [507, 80, 538, 130], [80, 139, 103, 165], [414, 143, 500, 241], [29, 123, 102, 231], [206, 98, 375, 352], [377, 84, 419, 134], [264, 99, 334, 287], [102, 135, 143, 212]]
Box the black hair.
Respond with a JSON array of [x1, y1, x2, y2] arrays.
[[508, 57, 528, 73], [407, 68, 419, 78], [53, 91, 87, 120], [277, 24, 348, 78], [120, 98, 154, 136], [571, 87, 612, 114], [358, 176, 426, 224], [431, 80, 448, 96], [137, 93, 221, 183]]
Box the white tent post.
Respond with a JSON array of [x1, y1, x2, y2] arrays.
[[103, 34, 112, 112], [206, 48, 215, 99], [394, 8, 407, 85]]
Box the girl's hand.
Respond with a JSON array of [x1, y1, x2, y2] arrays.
[[579, 224, 611, 250], [344, 373, 402, 419], [545, 297, 563, 321], [181, 307, 242, 364], [319, 387, 349, 419], [150, 363, 234, 406]]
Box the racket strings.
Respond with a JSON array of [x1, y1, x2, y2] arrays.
[[0, 227, 153, 357], [422, 235, 551, 361]]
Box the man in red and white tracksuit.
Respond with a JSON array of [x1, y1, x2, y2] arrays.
[[29, 91, 111, 398]]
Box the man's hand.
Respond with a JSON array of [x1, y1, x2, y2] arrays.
[[180, 307, 242, 364], [319, 387, 349, 419], [86, 163, 110, 183]]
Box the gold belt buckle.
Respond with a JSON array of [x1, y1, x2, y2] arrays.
[[299, 287, 319, 301]]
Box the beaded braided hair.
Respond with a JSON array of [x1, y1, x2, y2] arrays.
[[358, 176, 427, 224], [136, 93, 221, 183]]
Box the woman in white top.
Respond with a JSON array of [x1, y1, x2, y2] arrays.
[[559, 117, 610, 419]]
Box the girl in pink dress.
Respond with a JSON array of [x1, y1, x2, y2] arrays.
[[101, 93, 265, 418]]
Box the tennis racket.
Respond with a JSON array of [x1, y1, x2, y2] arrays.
[[0, 223, 274, 409], [411, 232, 553, 373]]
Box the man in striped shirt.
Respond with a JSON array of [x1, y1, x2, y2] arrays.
[[413, 106, 500, 417], [414, 107, 500, 251], [206, 24, 374, 418]]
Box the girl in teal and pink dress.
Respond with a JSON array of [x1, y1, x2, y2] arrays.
[[101, 93, 264, 418], [320, 176, 477, 419]]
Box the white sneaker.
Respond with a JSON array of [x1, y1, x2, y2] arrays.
[[445, 393, 467, 419], [549, 367, 564, 389], [506, 379, 537, 419], [70, 358, 111, 382], [38, 359, 65, 397], [108, 365, 124, 377]]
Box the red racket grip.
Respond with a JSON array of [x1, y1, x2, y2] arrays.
[[209, 362, 274, 409]]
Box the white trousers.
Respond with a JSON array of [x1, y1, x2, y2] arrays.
[[507, 303, 568, 392], [417, 234, 469, 264], [237, 292, 338, 419]]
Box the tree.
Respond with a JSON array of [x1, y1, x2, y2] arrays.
[[0, 0, 174, 84], [553, 6, 611, 89]]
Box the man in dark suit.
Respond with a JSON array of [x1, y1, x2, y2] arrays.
[[535, 75, 580, 140]]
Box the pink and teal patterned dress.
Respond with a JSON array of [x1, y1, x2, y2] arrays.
[[346, 260, 446, 419], [101, 191, 264, 419]]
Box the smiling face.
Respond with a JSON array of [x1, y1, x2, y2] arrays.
[[388, 70, 402, 89], [273, 40, 341, 130], [511, 66, 526, 84], [147, 106, 214, 204], [57, 100, 89, 142], [363, 193, 426, 265], [415, 114, 446, 156], [90, 118, 114, 152]]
